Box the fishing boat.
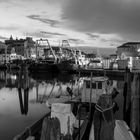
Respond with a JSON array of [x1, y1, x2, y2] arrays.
[[55, 40, 89, 73], [81, 76, 116, 103], [57, 50, 89, 73], [13, 76, 121, 140], [28, 39, 60, 73], [56, 58, 79, 73], [86, 57, 103, 70]]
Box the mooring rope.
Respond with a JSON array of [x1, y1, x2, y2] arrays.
[[95, 102, 115, 122], [95, 102, 115, 113]]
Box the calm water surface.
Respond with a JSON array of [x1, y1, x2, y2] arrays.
[[0, 70, 78, 140]]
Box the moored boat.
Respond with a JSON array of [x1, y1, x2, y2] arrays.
[[14, 75, 131, 140]]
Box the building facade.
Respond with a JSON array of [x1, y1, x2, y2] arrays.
[[0, 41, 8, 63], [5, 36, 35, 58], [116, 42, 140, 59], [0, 41, 6, 54]]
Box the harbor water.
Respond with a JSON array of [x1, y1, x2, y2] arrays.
[[0, 69, 139, 140]]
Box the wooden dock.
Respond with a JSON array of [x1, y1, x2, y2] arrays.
[[77, 68, 127, 80]]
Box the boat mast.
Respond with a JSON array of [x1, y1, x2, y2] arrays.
[[36, 39, 57, 61], [62, 40, 77, 61]]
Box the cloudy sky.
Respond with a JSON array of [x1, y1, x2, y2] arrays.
[[0, 0, 140, 48]]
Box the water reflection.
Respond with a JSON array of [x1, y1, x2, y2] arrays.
[[0, 68, 81, 113], [18, 88, 29, 115], [0, 68, 81, 140]]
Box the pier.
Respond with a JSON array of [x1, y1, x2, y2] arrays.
[[77, 68, 130, 80]]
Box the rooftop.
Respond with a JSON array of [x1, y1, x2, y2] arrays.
[[117, 42, 140, 48]]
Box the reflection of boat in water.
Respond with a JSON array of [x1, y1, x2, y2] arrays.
[[35, 77, 84, 104]]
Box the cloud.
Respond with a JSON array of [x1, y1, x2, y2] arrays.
[[27, 15, 60, 27], [86, 33, 100, 39], [0, 35, 8, 40], [68, 38, 85, 44], [40, 31, 65, 36], [24, 30, 66, 39], [25, 32, 51, 38], [62, 0, 140, 40]]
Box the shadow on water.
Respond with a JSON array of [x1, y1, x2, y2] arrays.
[[29, 71, 78, 84]]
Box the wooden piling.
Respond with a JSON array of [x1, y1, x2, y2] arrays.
[[123, 69, 131, 126], [17, 66, 29, 115], [89, 72, 93, 118], [131, 73, 140, 139], [93, 94, 115, 140]]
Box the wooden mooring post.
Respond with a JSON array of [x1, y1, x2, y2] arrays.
[[123, 69, 131, 126], [131, 73, 140, 139], [93, 94, 115, 140], [123, 70, 140, 139]]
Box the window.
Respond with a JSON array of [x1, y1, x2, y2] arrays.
[[98, 82, 102, 89], [92, 83, 96, 89], [86, 81, 96, 89], [86, 81, 90, 88]]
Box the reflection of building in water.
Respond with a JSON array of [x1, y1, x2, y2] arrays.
[[17, 66, 29, 115], [0, 70, 7, 88]]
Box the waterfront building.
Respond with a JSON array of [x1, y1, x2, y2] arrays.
[[5, 36, 35, 58], [0, 41, 6, 54], [0, 41, 9, 63], [109, 54, 117, 62], [116, 42, 140, 60]]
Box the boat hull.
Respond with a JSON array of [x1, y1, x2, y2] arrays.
[[57, 61, 78, 73]]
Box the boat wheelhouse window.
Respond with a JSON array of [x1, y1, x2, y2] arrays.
[[92, 83, 96, 89], [98, 82, 102, 89], [86, 81, 90, 88], [86, 81, 96, 89]]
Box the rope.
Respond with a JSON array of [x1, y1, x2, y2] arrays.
[[95, 103, 115, 122], [95, 102, 115, 113]]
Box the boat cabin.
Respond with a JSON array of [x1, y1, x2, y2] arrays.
[[81, 76, 109, 103]]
